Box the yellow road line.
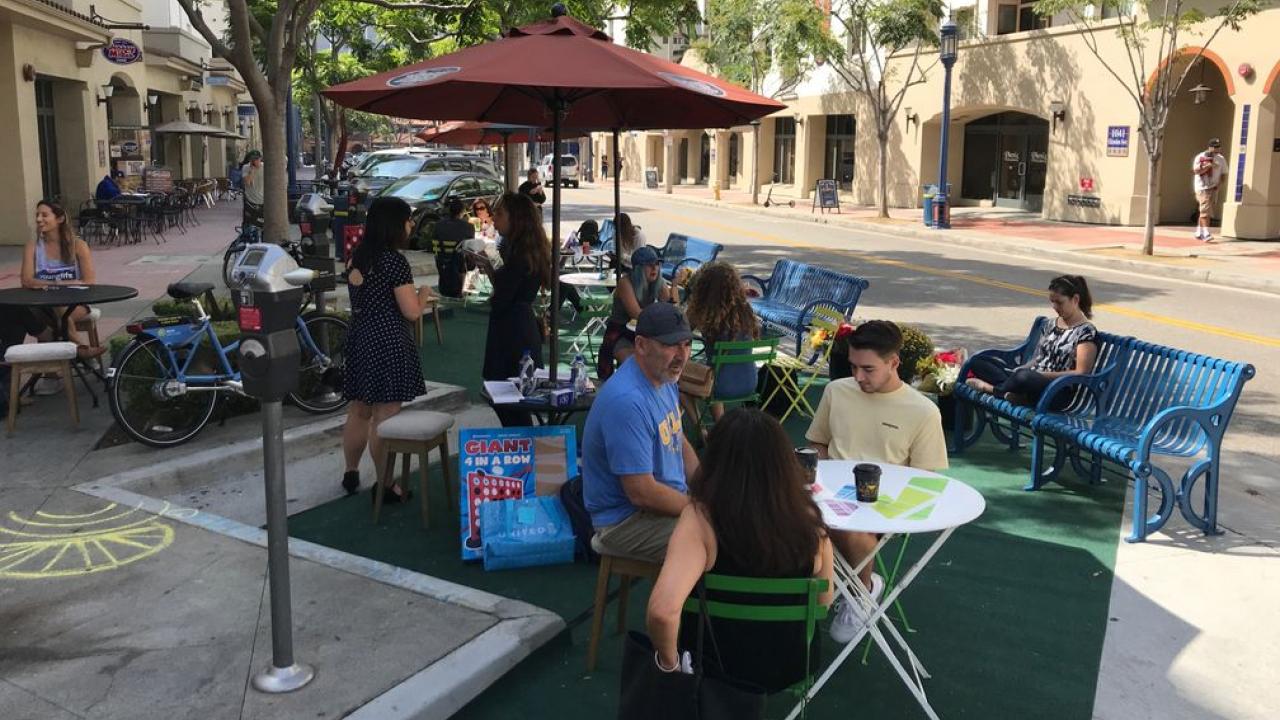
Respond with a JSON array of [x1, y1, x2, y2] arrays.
[[656, 209, 1280, 350]]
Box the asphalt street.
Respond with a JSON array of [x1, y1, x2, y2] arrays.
[[553, 184, 1280, 466]]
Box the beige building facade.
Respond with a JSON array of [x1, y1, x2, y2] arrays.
[[599, 5, 1280, 240], [0, 0, 249, 246]]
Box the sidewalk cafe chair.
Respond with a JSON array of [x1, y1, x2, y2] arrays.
[[687, 336, 780, 438], [566, 296, 611, 364], [5, 342, 79, 435], [586, 539, 661, 672], [413, 298, 445, 347], [683, 573, 829, 719], [372, 410, 456, 528], [763, 305, 846, 423]]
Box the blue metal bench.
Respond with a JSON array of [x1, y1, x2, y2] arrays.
[[742, 259, 870, 355], [953, 317, 1255, 542], [657, 233, 723, 280]]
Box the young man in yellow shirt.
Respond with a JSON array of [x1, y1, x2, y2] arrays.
[[806, 320, 949, 642]]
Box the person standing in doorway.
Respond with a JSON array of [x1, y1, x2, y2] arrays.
[[1192, 138, 1227, 242], [240, 150, 265, 229], [601, 156, 608, 180]]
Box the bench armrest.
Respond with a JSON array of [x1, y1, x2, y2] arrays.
[[1034, 361, 1121, 413], [1134, 395, 1239, 465], [741, 274, 769, 296]]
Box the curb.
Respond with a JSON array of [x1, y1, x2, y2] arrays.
[[633, 189, 1280, 296]]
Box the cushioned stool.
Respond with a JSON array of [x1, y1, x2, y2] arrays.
[[372, 410, 456, 527], [586, 535, 661, 672], [5, 342, 79, 435]]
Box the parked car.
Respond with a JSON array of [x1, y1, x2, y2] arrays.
[[349, 153, 502, 202], [537, 154, 579, 188], [379, 171, 505, 250]]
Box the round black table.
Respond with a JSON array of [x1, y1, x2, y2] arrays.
[[0, 284, 139, 406], [480, 385, 595, 426]]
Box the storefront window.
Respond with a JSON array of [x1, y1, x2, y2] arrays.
[[35, 79, 60, 200], [824, 114, 855, 191], [774, 117, 796, 185], [997, 1, 1050, 34]]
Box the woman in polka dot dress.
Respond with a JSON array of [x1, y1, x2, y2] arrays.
[[340, 196, 433, 502]]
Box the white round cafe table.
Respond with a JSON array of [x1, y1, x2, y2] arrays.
[[560, 271, 617, 288], [790, 460, 985, 720], [813, 460, 985, 534]]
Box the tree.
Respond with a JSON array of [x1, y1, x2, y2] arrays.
[[178, 0, 699, 240], [826, 0, 942, 218], [696, 0, 833, 203], [1035, 0, 1262, 255]]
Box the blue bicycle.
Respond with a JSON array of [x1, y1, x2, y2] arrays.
[[107, 280, 348, 447]]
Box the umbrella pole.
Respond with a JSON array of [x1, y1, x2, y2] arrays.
[[613, 127, 621, 284], [501, 130, 513, 193], [549, 97, 563, 383]]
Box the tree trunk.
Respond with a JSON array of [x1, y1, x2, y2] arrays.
[[258, 99, 291, 244], [877, 128, 889, 219], [1142, 153, 1160, 256]]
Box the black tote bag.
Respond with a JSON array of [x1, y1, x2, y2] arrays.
[[617, 582, 765, 720]]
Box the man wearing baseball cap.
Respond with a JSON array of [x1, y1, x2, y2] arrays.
[[582, 302, 699, 563], [1192, 138, 1227, 242]]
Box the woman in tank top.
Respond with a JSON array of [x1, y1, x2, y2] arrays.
[[647, 408, 833, 694], [19, 200, 102, 358]]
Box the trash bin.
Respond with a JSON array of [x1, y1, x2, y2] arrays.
[[922, 185, 938, 227], [932, 192, 951, 229]]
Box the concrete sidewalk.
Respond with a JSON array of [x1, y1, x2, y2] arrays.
[[607, 180, 1280, 295]]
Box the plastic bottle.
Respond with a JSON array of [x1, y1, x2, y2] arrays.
[[518, 349, 536, 395], [571, 354, 589, 396]]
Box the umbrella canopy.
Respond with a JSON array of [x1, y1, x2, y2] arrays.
[[326, 10, 784, 381], [152, 120, 227, 135], [324, 14, 784, 130], [216, 130, 249, 141], [416, 121, 555, 146]]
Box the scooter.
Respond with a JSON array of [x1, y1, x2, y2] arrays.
[[763, 172, 795, 208]]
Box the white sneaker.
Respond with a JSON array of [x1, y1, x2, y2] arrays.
[[829, 573, 885, 644], [1194, 228, 1206, 240], [1202, 233, 1213, 243]]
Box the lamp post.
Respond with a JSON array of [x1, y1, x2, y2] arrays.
[[934, 18, 958, 229]]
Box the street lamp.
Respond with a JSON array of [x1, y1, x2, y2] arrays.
[[934, 18, 958, 229]]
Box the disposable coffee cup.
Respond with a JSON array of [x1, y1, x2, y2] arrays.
[[794, 448, 818, 485], [853, 463, 881, 503]]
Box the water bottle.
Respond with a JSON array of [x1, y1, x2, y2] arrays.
[[571, 354, 589, 396], [518, 349, 536, 395]]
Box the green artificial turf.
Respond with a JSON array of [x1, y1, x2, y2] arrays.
[[289, 303, 1127, 719]]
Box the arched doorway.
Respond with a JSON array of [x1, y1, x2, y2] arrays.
[[960, 111, 1049, 211], [699, 133, 710, 183], [1156, 56, 1234, 224], [728, 133, 739, 188], [678, 137, 689, 181]]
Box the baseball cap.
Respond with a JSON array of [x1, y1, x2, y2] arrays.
[[635, 303, 692, 345], [1208, 138, 1221, 148], [631, 245, 660, 267]]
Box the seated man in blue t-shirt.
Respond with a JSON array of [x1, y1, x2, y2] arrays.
[[583, 303, 700, 563]]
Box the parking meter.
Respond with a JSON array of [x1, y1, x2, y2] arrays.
[[228, 244, 312, 400], [227, 242, 316, 693]]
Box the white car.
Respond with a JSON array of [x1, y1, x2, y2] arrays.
[[538, 154, 579, 188]]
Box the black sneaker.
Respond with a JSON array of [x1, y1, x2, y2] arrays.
[[342, 470, 360, 495]]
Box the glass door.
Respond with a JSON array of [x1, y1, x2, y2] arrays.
[[995, 134, 1026, 207], [1025, 132, 1048, 212]]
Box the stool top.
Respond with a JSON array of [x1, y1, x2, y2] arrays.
[[378, 410, 455, 441], [5, 342, 78, 362]]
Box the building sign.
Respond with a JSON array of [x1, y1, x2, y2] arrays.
[[206, 75, 232, 87], [1106, 126, 1130, 157], [813, 179, 841, 214], [238, 104, 257, 117], [645, 168, 659, 189], [1067, 194, 1101, 208], [1079, 177, 1095, 192], [102, 38, 142, 65], [1030, 151, 1048, 164], [121, 141, 140, 156], [1003, 151, 1020, 162]]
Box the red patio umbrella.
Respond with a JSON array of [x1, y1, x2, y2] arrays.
[[416, 121, 554, 146], [325, 7, 785, 380]]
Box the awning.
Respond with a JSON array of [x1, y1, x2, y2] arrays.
[[152, 120, 226, 135]]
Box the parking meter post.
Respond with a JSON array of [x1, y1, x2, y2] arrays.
[[230, 243, 315, 694]]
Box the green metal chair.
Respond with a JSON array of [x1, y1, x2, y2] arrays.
[[682, 573, 829, 718], [690, 336, 780, 437], [763, 305, 846, 423]]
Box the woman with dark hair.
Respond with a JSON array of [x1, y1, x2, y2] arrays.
[[647, 408, 833, 693], [965, 274, 1099, 407], [612, 212, 645, 271], [681, 262, 760, 423], [596, 245, 675, 380], [339, 196, 433, 499], [20, 200, 102, 358], [469, 197, 497, 240], [472, 192, 553, 426]]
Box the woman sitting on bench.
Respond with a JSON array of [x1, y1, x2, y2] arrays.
[[964, 274, 1098, 408]]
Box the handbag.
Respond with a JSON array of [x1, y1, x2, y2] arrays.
[[678, 361, 715, 399], [617, 581, 766, 720]]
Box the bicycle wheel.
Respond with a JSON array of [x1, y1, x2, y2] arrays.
[[289, 313, 349, 414], [109, 337, 219, 448]]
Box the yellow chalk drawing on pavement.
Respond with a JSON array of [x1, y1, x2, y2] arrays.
[[0, 503, 176, 579]]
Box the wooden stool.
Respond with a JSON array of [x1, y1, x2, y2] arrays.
[[372, 410, 456, 527], [75, 307, 104, 373], [5, 342, 79, 435], [586, 537, 661, 672], [413, 300, 444, 347]]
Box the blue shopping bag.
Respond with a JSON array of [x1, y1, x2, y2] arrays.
[[480, 496, 576, 571]]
